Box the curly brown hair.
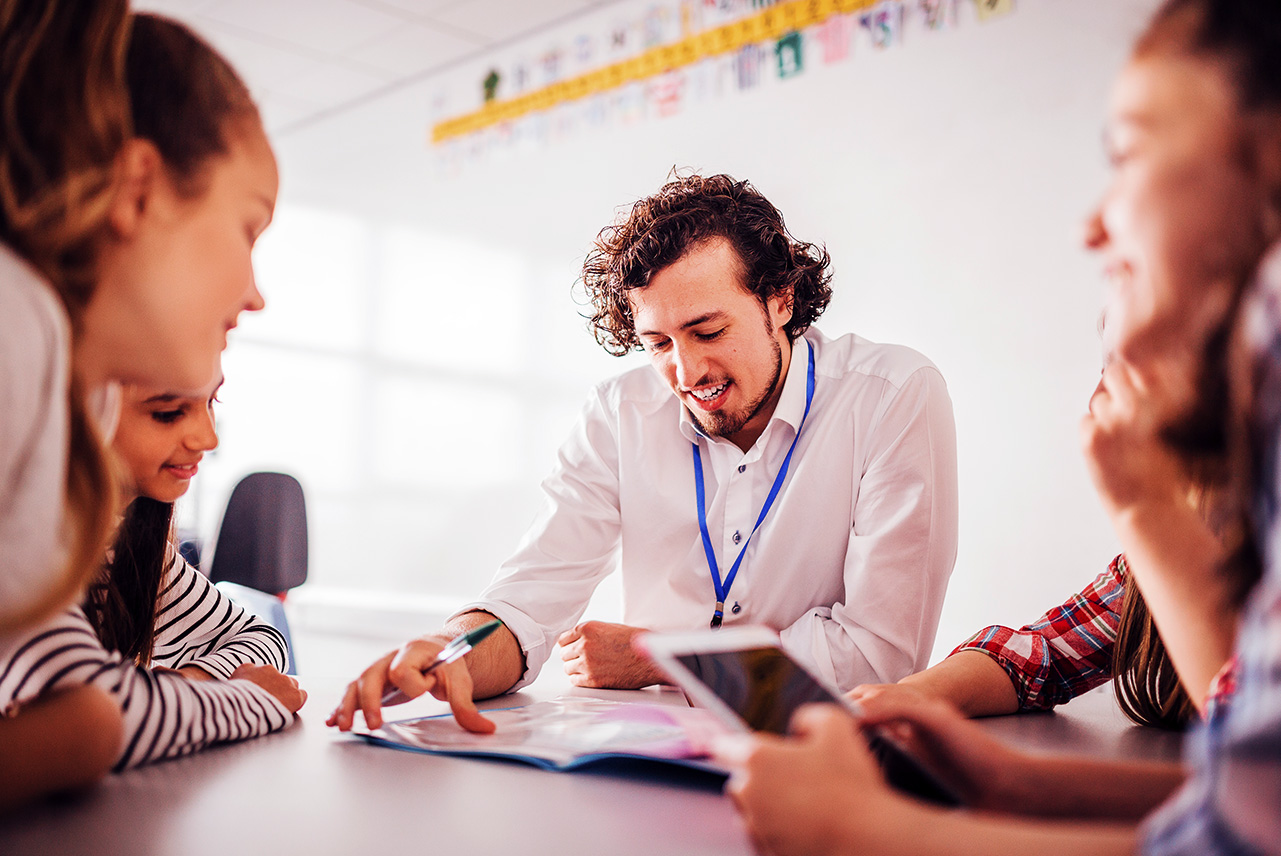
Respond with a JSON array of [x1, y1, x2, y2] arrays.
[[580, 173, 833, 356]]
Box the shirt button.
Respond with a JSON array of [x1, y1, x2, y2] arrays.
[[737, 464, 746, 473], [732, 530, 742, 544]]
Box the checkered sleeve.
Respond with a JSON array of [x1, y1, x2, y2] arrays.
[[951, 555, 1128, 711]]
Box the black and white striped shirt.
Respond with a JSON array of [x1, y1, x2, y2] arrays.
[[0, 551, 293, 770]]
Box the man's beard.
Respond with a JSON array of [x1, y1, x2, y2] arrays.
[[695, 335, 784, 440]]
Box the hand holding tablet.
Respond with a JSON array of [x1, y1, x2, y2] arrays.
[[637, 626, 963, 806]]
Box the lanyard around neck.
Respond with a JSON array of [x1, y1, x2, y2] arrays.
[[692, 339, 816, 628]]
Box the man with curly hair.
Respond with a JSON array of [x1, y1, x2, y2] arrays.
[[331, 174, 959, 735]]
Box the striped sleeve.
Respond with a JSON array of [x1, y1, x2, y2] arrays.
[[149, 548, 289, 678], [950, 555, 1128, 711], [0, 608, 292, 771]]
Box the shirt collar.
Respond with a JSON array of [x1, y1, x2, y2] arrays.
[[676, 332, 811, 446]]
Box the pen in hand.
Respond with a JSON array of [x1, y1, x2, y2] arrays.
[[378, 619, 504, 707]]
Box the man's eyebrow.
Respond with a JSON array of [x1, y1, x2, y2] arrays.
[[637, 311, 727, 338]]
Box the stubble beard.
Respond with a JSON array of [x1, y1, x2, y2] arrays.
[[695, 332, 784, 441]]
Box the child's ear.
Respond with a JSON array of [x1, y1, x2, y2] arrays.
[[107, 139, 164, 240]]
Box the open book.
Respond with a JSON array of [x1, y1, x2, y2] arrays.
[[356, 696, 730, 774]]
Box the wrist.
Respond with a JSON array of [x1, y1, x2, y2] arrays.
[[1113, 502, 1233, 604], [179, 665, 217, 681]]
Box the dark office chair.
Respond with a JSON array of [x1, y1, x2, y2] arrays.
[[208, 472, 308, 674], [208, 471, 309, 597]]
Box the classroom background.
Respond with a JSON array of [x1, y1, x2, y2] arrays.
[[135, 0, 1162, 663]]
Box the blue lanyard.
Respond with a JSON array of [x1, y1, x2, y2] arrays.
[[692, 339, 816, 628]]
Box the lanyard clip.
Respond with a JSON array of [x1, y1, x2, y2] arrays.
[[710, 601, 725, 629]]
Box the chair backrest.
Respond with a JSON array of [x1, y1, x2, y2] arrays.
[[209, 472, 308, 595]]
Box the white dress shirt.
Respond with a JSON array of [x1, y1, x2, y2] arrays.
[[458, 327, 959, 692]]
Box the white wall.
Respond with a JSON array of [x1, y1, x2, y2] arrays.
[[183, 0, 1163, 660]]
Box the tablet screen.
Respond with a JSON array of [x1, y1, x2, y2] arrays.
[[674, 645, 841, 735]]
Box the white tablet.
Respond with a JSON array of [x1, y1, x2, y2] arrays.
[[637, 626, 963, 806]]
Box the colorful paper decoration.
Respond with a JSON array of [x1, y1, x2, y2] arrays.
[[973, 0, 1014, 21], [482, 69, 501, 102], [775, 31, 804, 79], [919, 0, 955, 29], [860, 1, 904, 49], [815, 13, 854, 63]]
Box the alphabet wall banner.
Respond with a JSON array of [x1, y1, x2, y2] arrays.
[[431, 0, 1024, 167]]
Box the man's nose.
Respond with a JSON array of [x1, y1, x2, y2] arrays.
[[673, 343, 707, 388]]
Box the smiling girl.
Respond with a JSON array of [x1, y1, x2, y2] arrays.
[[82, 373, 294, 686]]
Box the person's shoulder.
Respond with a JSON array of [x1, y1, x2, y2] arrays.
[[811, 329, 944, 391], [589, 359, 671, 415], [0, 245, 69, 361]]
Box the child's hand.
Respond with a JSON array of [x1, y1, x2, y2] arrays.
[[231, 663, 307, 713]]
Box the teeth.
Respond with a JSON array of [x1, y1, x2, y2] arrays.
[[691, 383, 728, 401]]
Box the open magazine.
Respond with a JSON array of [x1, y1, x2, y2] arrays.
[[355, 696, 730, 774]]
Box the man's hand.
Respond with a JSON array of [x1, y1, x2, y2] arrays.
[[557, 621, 665, 689], [326, 635, 495, 734], [231, 663, 307, 713]]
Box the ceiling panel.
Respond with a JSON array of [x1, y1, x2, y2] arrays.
[[345, 20, 482, 78], [427, 0, 605, 44], [195, 0, 408, 56], [132, 0, 624, 134]]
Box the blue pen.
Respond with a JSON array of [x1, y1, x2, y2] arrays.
[[380, 619, 503, 706]]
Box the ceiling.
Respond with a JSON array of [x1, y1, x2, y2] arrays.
[[133, 0, 620, 136]]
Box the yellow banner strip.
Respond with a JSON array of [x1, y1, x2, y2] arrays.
[[431, 0, 881, 144]]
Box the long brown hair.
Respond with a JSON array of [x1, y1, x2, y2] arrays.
[[0, 0, 131, 630], [1111, 561, 1197, 729], [124, 13, 259, 198], [84, 497, 173, 665]]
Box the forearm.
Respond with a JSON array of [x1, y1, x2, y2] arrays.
[[1113, 500, 1236, 710], [1004, 755, 1185, 820], [446, 611, 527, 700], [899, 651, 1020, 717], [0, 685, 122, 811], [152, 558, 290, 677], [846, 800, 1138, 856]]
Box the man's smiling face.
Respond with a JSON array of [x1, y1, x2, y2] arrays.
[[631, 237, 794, 451]]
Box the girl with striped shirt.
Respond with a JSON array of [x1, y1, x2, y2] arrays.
[[0, 372, 304, 771]]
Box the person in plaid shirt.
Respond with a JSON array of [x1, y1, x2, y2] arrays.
[[853, 551, 1241, 729]]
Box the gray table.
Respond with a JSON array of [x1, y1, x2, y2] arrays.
[[0, 673, 1183, 856]]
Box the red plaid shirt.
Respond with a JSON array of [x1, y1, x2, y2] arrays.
[[953, 555, 1129, 711]]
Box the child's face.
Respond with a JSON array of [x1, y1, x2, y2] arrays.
[[1085, 54, 1266, 377], [84, 121, 276, 391], [113, 374, 222, 504]]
